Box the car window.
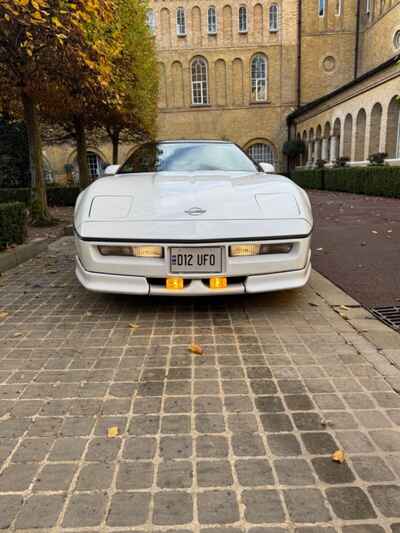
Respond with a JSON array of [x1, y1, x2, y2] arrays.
[[119, 142, 259, 173]]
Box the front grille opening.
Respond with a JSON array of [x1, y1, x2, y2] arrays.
[[370, 306, 400, 331]]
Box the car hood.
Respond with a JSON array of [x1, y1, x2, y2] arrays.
[[74, 171, 313, 240]]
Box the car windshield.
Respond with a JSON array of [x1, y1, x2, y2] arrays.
[[119, 142, 259, 173]]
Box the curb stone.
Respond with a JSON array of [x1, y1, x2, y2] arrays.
[[0, 238, 48, 274], [310, 269, 400, 392]]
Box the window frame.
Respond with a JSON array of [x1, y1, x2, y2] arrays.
[[269, 3, 279, 32], [238, 5, 248, 33], [251, 53, 268, 103], [146, 9, 156, 34], [318, 0, 326, 17], [191, 57, 209, 106], [394, 30, 400, 50], [176, 7, 186, 36], [247, 143, 275, 166], [335, 0, 342, 16], [207, 5, 217, 34]]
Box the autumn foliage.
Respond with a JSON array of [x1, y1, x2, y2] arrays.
[[0, 0, 158, 222]]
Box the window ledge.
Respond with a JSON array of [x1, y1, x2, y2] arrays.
[[190, 104, 211, 108], [269, 28, 279, 33], [177, 33, 187, 38], [208, 31, 217, 35], [239, 30, 248, 34], [250, 100, 271, 106]]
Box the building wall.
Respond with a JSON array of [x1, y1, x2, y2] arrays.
[[300, 0, 358, 103], [152, 0, 299, 171], [44, 0, 400, 181], [358, 0, 400, 74]]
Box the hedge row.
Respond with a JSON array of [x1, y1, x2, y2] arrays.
[[0, 202, 27, 250], [0, 187, 80, 206], [292, 166, 400, 198]]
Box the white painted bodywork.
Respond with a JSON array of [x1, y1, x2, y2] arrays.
[[74, 161, 313, 296]]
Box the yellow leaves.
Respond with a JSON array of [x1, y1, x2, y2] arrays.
[[107, 426, 119, 438], [51, 17, 63, 28], [129, 323, 139, 331], [331, 450, 346, 463], [189, 343, 204, 355], [0, 311, 8, 320]]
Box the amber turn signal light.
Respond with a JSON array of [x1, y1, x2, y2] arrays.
[[166, 277, 184, 290], [209, 277, 227, 289]]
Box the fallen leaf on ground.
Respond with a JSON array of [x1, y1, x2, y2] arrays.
[[107, 426, 119, 438], [339, 312, 349, 320], [339, 305, 350, 311], [13, 333, 23, 338], [189, 343, 203, 355], [331, 450, 345, 463], [371, 230, 378, 234], [129, 323, 139, 330], [0, 312, 8, 320]]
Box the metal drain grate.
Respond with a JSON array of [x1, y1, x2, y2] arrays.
[[370, 306, 400, 331]]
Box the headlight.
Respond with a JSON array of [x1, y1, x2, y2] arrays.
[[230, 243, 293, 257], [98, 245, 163, 258]]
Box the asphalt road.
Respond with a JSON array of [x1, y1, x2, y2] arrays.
[[308, 190, 400, 308]]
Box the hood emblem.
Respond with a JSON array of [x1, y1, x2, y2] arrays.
[[185, 207, 207, 216]]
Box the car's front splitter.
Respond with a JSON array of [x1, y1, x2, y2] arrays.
[[75, 256, 311, 297]]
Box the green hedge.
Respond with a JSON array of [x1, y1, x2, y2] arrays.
[[0, 187, 80, 206], [0, 202, 27, 250], [292, 166, 400, 198]]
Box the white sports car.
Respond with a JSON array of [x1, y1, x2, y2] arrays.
[[74, 140, 312, 296]]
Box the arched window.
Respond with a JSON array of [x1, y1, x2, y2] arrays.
[[146, 9, 156, 34], [269, 4, 279, 31], [176, 7, 186, 36], [247, 143, 275, 165], [335, 0, 342, 15], [72, 151, 105, 183], [208, 6, 217, 34], [191, 57, 209, 105], [251, 54, 267, 102], [318, 0, 326, 16], [239, 5, 247, 32]]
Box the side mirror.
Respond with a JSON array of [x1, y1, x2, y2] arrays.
[[259, 162, 275, 173], [104, 164, 120, 176]]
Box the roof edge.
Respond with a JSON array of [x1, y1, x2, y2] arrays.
[[287, 53, 400, 123]]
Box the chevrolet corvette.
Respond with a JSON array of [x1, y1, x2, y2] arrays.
[[74, 140, 313, 295]]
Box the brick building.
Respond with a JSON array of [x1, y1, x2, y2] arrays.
[[44, 0, 400, 179]]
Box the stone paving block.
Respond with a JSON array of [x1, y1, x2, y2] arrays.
[[63, 493, 108, 527], [284, 488, 332, 522], [48, 437, 87, 461], [351, 456, 395, 482], [0, 463, 38, 492], [157, 460, 193, 488], [15, 494, 65, 528], [153, 491, 193, 525], [368, 485, 400, 517], [198, 490, 239, 525], [197, 435, 229, 458], [311, 457, 355, 484], [267, 433, 302, 456], [326, 487, 376, 519], [12, 437, 53, 462], [275, 458, 316, 485], [242, 489, 285, 523], [34, 463, 76, 491], [235, 459, 274, 486], [116, 461, 154, 490], [76, 463, 114, 490], [107, 492, 150, 526], [0, 495, 23, 529], [197, 460, 234, 487]]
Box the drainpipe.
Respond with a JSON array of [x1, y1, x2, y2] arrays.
[[297, 0, 302, 107], [354, 0, 361, 79]]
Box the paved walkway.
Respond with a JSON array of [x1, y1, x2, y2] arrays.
[[0, 237, 400, 532]]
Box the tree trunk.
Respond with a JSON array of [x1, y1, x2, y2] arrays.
[[111, 130, 120, 164], [21, 90, 50, 223], [73, 115, 90, 189]]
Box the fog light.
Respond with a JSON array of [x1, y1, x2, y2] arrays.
[[166, 277, 184, 290], [98, 245, 163, 258], [230, 244, 261, 257], [229, 243, 293, 256], [132, 246, 163, 258], [210, 277, 227, 289]]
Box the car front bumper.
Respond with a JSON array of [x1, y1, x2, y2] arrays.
[[75, 254, 312, 297]]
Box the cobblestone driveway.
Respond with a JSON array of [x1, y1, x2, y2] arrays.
[[0, 238, 400, 532]]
